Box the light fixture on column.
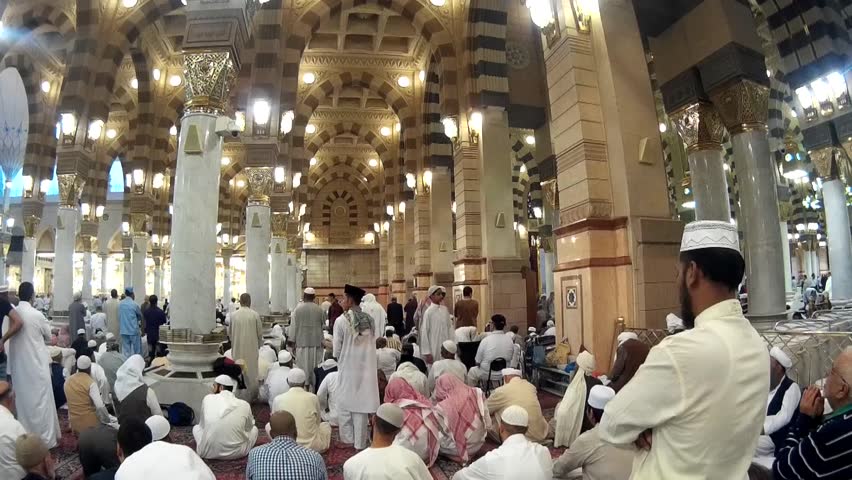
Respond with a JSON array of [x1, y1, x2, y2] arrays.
[[221, 233, 229, 245], [221, 156, 231, 167], [130, 78, 138, 89], [406, 172, 416, 190], [520, 164, 527, 173], [86, 119, 104, 149], [571, 0, 595, 33], [373, 222, 380, 233], [827, 71, 850, 109], [397, 76, 411, 88], [152, 68, 161, 81], [681, 201, 696, 209], [132, 169, 145, 194], [299, 204, 306, 217], [122, 0, 138, 7], [280, 110, 294, 136], [796, 223, 805, 232], [81, 203, 91, 220], [468, 111, 482, 145], [274, 166, 286, 183], [442, 116, 459, 145], [527, 0, 555, 28], [252, 99, 271, 135], [303, 222, 310, 233], [306, 124, 317, 134], [216, 222, 222, 234], [287, 201, 294, 214], [292, 172, 302, 188], [368, 158, 378, 168], [122, 221, 130, 234], [59, 112, 77, 145], [533, 206, 542, 219], [451, 201, 456, 214], [20, 175, 34, 198], [380, 126, 392, 137], [168, 74, 182, 87], [302, 72, 316, 85], [39, 178, 50, 200], [169, 125, 177, 136], [807, 222, 819, 232], [365, 231, 375, 244], [95, 205, 105, 219], [781, 152, 808, 180], [5, 218, 13, 230], [811, 79, 834, 116], [525, 135, 535, 145], [423, 169, 433, 194], [310, 157, 317, 166], [106, 128, 117, 139], [235, 111, 246, 132], [382, 220, 390, 233], [819, 240, 827, 247], [419, 70, 426, 82], [386, 204, 394, 217], [236, 179, 246, 188], [398, 201, 406, 216], [430, 0, 445, 6], [795, 86, 818, 122], [152, 172, 164, 189]]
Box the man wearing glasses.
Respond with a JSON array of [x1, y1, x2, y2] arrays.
[[773, 347, 852, 480], [418, 285, 453, 366]]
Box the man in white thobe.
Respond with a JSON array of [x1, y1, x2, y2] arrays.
[[428, 340, 467, 395], [453, 405, 553, 480], [0, 381, 28, 480], [376, 337, 401, 379], [290, 287, 325, 389], [104, 289, 121, 340], [362, 293, 388, 338], [420, 285, 454, 365], [193, 374, 258, 460], [260, 350, 293, 408], [317, 368, 340, 426], [333, 284, 379, 450], [116, 440, 216, 479], [229, 293, 263, 401], [467, 315, 515, 387], [754, 346, 801, 463], [600, 220, 769, 480], [268, 368, 331, 453], [542, 320, 556, 337], [7, 282, 60, 448], [90, 304, 107, 334]]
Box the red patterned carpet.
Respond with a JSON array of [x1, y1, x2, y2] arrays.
[[52, 392, 562, 479]]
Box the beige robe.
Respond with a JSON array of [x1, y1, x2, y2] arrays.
[[104, 298, 120, 339], [485, 377, 549, 443], [229, 307, 263, 400], [269, 386, 331, 453]]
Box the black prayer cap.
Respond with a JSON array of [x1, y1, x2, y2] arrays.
[[344, 284, 366, 302]]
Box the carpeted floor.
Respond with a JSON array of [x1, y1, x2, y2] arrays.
[[52, 392, 563, 479]]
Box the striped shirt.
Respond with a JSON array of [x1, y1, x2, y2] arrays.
[[773, 404, 852, 480], [246, 436, 327, 480]]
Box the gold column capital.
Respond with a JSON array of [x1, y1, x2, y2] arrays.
[[271, 212, 287, 237], [79, 235, 93, 253], [244, 167, 273, 206], [709, 80, 769, 135], [811, 146, 852, 181], [24, 215, 40, 238], [671, 102, 726, 152], [57, 174, 85, 208], [184, 51, 237, 114], [130, 213, 150, 237]]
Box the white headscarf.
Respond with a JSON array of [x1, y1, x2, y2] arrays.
[[115, 441, 215, 480], [258, 345, 277, 365], [114, 355, 146, 402], [389, 361, 429, 397], [554, 351, 596, 447]]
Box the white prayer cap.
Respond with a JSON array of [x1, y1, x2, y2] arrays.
[[287, 368, 307, 385], [680, 220, 740, 253], [214, 374, 235, 387], [666, 313, 684, 331], [617, 332, 638, 346], [385, 326, 395, 332], [500, 405, 529, 427], [427, 285, 446, 296], [442, 340, 457, 354], [501, 368, 522, 378], [0, 285, 8, 293], [278, 350, 292, 364], [106, 332, 115, 341], [77, 328, 86, 335], [77, 355, 92, 370], [770, 347, 793, 369], [376, 403, 405, 429], [588, 385, 616, 410], [546, 320, 555, 327], [304, 287, 316, 295], [527, 326, 536, 333], [321, 359, 337, 369], [87, 340, 97, 348], [95, 330, 105, 339], [145, 415, 171, 441]]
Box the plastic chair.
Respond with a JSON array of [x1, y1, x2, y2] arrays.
[[481, 357, 508, 397]]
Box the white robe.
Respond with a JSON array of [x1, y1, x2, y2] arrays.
[[192, 390, 258, 460], [0, 405, 27, 480], [332, 309, 379, 415], [260, 365, 291, 408], [420, 303, 453, 361], [115, 441, 216, 480], [362, 294, 388, 337], [343, 444, 432, 480], [7, 300, 60, 448], [317, 371, 340, 425]]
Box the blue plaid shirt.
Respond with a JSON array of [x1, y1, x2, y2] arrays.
[[246, 436, 327, 480]]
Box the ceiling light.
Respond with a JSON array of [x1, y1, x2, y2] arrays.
[[299, 204, 306, 217], [40, 81, 50, 93], [130, 78, 138, 89], [782, 169, 808, 180], [386, 205, 394, 216], [236, 179, 245, 188], [274, 166, 286, 183], [293, 172, 302, 188], [398, 201, 406, 214], [374, 223, 380, 233], [306, 124, 317, 134], [525, 135, 535, 145], [419, 70, 426, 82], [430, 0, 446, 5], [303, 72, 316, 84], [153, 68, 161, 81], [169, 125, 177, 136], [122, 0, 138, 7], [87, 119, 104, 140], [369, 158, 378, 168], [60, 113, 77, 135], [221, 156, 231, 166], [310, 157, 317, 166], [380, 126, 391, 136], [811, 79, 830, 103], [469, 111, 483, 131], [533, 206, 542, 219], [235, 111, 246, 132], [106, 128, 117, 139], [397, 76, 411, 88], [406, 173, 416, 189], [681, 201, 696, 209], [252, 99, 271, 125], [169, 74, 182, 87], [152, 173, 164, 189], [280, 110, 294, 135], [442, 117, 458, 138], [423, 169, 433, 187], [658, 122, 667, 133], [527, 0, 554, 28]]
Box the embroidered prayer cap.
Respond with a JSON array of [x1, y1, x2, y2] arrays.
[[376, 403, 405, 428], [500, 405, 529, 427], [344, 284, 366, 302], [304, 287, 316, 295], [287, 368, 307, 385], [501, 368, 522, 378], [15, 433, 49, 469], [680, 220, 740, 253], [278, 350, 292, 363], [770, 347, 793, 369], [105, 333, 116, 341], [527, 326, 536, 333], [442, 340, 458, 354], [214, 374, 235, 387], [588, 385, 616, 410], [427, 285, 446, 296], [385, 326, 395, 332], [146, 415, 171, 441], [77, 328, 86, 335], [87, 340, 97, 348], [77, 355, 92, 370]]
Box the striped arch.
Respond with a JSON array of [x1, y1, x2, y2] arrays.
[[467, 0, 509, 109], [317, 189, 358, 228], [90, 132, 132, 207], [126, 49, 156, 174], [309, 179, 371, 243], [311, 165, 379, 216], [305, 123, 392, 164], [511, 155, 530, 224], [423, 54, 453, 170], [0, 3, 76, 59], [509, 133, 541, 209], [281, 0, 458, 114], [309, 156, 382, 203]]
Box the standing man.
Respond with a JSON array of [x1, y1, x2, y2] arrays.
[[600, 220, 769, 479], [291, 288, 325, 389], [8, 282, 60, 448], [143, 295, 167, 364], [333, 284, 379, 450], [403, 295, 418, 336], [104, 289, 121, 340], [0, 285, 22, 381], [68, 292, 87, 340], [327, 293, 344, 326], [119, 288, 143, 358], [321, 295, 332, 319], [90, 304, 107, 335], [362, 294, 387, 337], [387, 296, 404, 335], [230, 293, 263, 401], [454, 286, 479, 329], [420, 285, 453, 365]]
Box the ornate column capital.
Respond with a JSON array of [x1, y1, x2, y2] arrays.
[[244, 167, 273, 206], [130, 213, 150, 237], [709, 80, 769, 135], [271, 212, 287, 237], [671, 102, 726, 152], [811, 146, 852, 181], [79, 235, 93, 253], [57, 174, 85, 208], [23, 215, 40, 238], [184, 51, 237, 114]]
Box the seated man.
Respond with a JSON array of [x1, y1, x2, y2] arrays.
[[773, 348, 852, 479], [453, 405, 553, 480], [248, 411, 327, 480], [427, 340, 467, 396], [97, 341, 125, 395], [116, 437, 215, 478], [78, 425, 120, 477], [64, 356, 117, 434], [193, 374, 259, 460], [466, 315, 514, 387], [14, 433, 57, 480], [377, 337, 401, 379], [47, 347, 67, 409], [0, 381, 28, 479], [385, 326, 402, 351], [553, 385, 632, 479], [89, 417, 152, 480], [485, 369, 549, 443], [268, 369, 331, 453], [391, 362, 429, 397], [317, 366, 340, 426], [260, 350, 293, 407], [343, 403, 432, 480], [755, 347, 801, 461], [399, 343, 428, 374]]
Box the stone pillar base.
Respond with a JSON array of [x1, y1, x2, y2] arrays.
[[145, 366, 215, 425], [164, 342, 222, 372]]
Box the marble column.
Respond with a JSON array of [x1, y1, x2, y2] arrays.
[[285, 253, 298, 310], [154, 264, 162, 298], [168, 51, 236, 335], [21, 216, 39, 283], [122, 249, 131, 291], [413, 188, 432, 295], [53, 206, 79, 312], [244, 167, 272, 315], [671, 103, 730, 221], [429, 167, 454, 284], [131, 233, 148, 303], [99, 253, 109, 295], [81, 244, 93, 303], [270, 213, 286, 314], [711, 81, 786, 320], [221, 248, 233, 306], [780, 222, 793, 297], [813, 147, 852, 303]]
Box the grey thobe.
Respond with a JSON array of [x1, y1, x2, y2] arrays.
[[229, 307, 263, 400], [104, 298, 120, 339], [69, 300, 87, 338], [290, 301, 325, 388]]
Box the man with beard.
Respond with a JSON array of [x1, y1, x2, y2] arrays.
[[599, 220, 769, 480]]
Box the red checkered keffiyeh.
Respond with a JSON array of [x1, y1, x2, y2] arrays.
[[384, 377, 441, 466]]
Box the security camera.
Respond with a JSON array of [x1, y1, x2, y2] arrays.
[[215, 116, 240, 138]]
